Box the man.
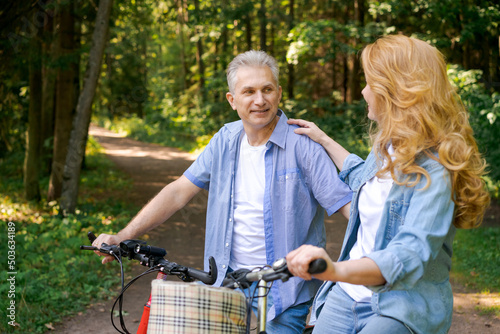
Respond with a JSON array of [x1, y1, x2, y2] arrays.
[[93, 50, 352, 333]]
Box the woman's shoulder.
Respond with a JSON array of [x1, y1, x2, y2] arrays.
[[415, 151, 447, 172]]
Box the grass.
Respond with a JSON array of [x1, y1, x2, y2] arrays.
[[476, 305, 500, 317], [0, 137, 138, 333], [451, 227, 500, 292], [451, 226, 500, 317]]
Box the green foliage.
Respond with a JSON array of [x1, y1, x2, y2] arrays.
[[89, 0, 500, 194], [284, 98, 372, 158], [451, 227, 500, 292], [0, 138, 136, 333], [0, 68, 29, 159], [448, 65, 500, 194], [95, 95, 235, 152], [286, 19, 389, 66]]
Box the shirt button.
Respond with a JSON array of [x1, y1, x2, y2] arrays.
[[286, 175, 289, 179], [225, 243, 229, 247], [229, 218, 232, 222], [222, 265, 226, 269]]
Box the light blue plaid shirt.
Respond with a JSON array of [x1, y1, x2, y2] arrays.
[[184, 110, 352, 319]]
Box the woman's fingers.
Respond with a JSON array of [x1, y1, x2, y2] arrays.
[[287, 245, 322, 280]]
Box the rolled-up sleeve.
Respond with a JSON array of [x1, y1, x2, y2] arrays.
[[184, 131, 221, 190], [307, 143, 352, 216], [339, 154, 366, 187]]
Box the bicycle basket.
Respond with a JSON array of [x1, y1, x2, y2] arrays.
[[147, 280, 247, 334]]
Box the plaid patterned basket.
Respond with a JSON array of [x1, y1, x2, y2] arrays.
[[147, 279, 247, 334]]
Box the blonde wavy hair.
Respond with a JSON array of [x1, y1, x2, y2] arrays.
[[361, 34, 490, 229]]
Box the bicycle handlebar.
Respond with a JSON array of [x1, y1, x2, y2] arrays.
[[80, 232, 217, 285], [222, 257, 327, 289]]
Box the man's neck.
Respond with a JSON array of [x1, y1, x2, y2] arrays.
[[244, 115, 279, 146]]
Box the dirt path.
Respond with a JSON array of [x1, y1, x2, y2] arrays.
[[49, 125, 499, 333]]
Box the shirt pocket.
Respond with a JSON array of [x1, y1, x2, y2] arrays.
[[385, 199, 410, 241], [276, 168, 309, 214]]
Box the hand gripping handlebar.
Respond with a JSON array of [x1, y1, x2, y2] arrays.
[[222, 257, 327, 288], [80, 232, 217, 285]]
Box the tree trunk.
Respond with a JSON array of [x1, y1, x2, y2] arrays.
[[60, 0, 113, 214], [480, 35, 491, 91], [41, 3, 56, 176], [245, 14, 251, 50], [220, 0, 229, 71], [193, 0, 205, 99], [347, 0, 364, 102], [287, 0, 295, 99], [24, 24, 43, 201], [177, 0, 187, 91], [492, 35, 500, 93], [342, 55, 348, 103], [48, 0, 76, 201], [342, 4, 350, 103], [259, 0, 267, 51]]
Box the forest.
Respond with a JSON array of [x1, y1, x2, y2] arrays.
[[1, 0, 499, 209], [1, 1, 500, 333]]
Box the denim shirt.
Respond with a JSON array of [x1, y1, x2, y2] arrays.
[[184, 110, 352, 319], [311, 151, 456, 334]]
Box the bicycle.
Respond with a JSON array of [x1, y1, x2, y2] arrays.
[[222, 257, 326, 334], [81, 232, 326, 334], [80, 232, 219, 334]]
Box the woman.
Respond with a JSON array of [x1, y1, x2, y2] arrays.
[[286, 35, 490, 334]]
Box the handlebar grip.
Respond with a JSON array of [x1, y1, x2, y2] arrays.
[[307, 259, 327, 274], [187, 268, 216, 285], [186, 256, 218, 285]]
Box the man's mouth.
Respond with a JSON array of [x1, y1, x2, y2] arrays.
[[251, 108, 270, 114]]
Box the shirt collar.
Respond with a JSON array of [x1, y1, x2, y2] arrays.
[[224, 109, 288, 149], [268, 109, 287, 149]]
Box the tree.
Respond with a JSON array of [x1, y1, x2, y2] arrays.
[[60, 0, 114, 214], [40, 1, 57, 175], [259, 0, 267, 50], [347, 0, 365, 103], [287, 0, 295, 99], [24, 16, 43, 201], [193, 0, 206, 99], [47, 0, 77, 201]]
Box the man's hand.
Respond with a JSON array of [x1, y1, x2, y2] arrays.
[[92, 233, 122, 264]]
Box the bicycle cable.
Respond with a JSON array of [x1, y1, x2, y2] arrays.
[[111, 265, 162, 334], [111, 251, 132, 334]]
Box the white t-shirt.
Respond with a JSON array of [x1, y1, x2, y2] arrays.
[[229, 134, 267, 270], [339, 146, 394, 302]]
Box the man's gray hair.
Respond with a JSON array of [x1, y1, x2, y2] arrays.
[[226, 50, 279, 93]]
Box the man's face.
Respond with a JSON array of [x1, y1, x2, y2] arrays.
[[226, 66, 282, 132]]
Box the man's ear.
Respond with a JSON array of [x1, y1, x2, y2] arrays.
[[226, 92, 236, 110]]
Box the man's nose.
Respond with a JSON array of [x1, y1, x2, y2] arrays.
[[254, 91, 265, 105]]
